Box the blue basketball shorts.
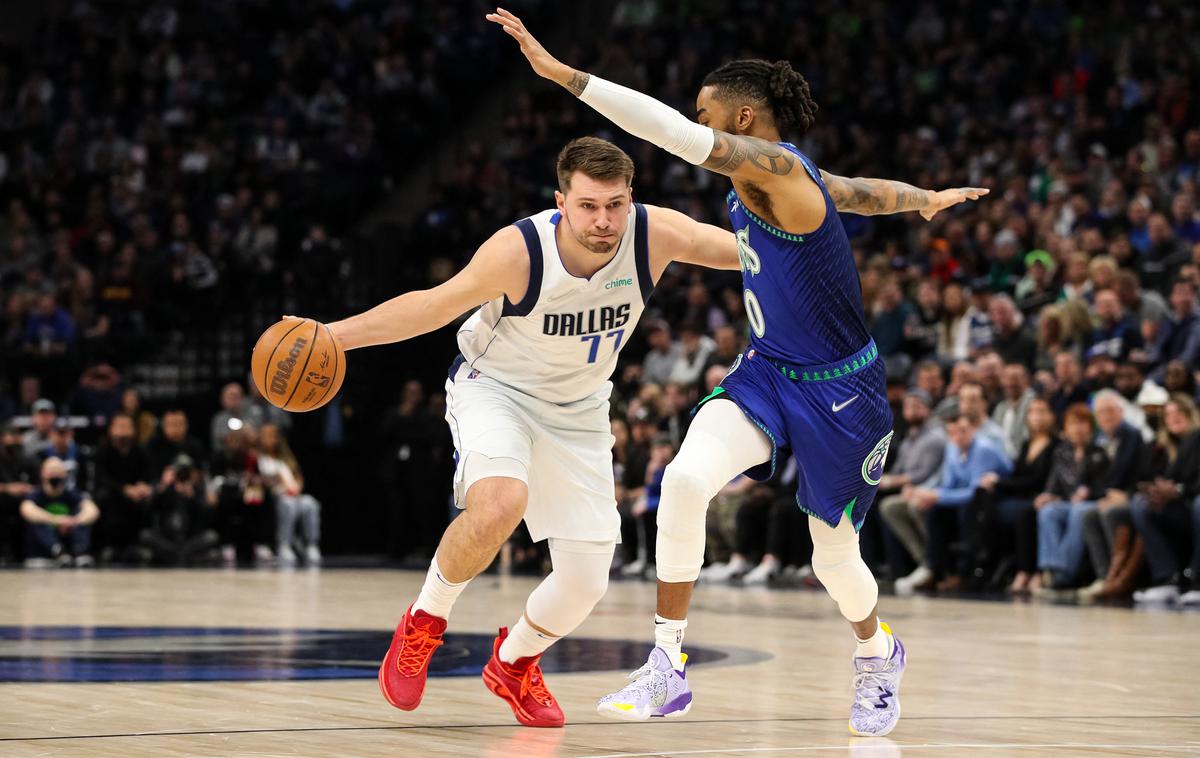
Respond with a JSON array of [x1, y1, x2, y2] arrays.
[[698, 340, 895, 531]]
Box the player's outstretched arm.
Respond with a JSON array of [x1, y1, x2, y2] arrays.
[[489, 8, 750, 176], [327, 227, 527, 350], [819, 171, 989, 221]]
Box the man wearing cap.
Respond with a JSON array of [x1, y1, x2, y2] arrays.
[[1015, 250, 1058, 314], [877, 388, 947, 592], [41, 418, 82, 490], [21, 399, 57, 459], [19, 457, 100, 567]]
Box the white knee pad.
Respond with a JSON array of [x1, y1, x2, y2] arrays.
[[524, 539, 614, 637], [656, 459, 725, 583], [810, 516, 878, 623]]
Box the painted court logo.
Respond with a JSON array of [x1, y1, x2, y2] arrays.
[[861, 431, 893, 486]]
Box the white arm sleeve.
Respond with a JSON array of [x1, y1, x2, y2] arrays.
[[578, 74, 715, 165]]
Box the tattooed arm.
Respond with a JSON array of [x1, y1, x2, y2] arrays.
[[820, 171, 989, 221]]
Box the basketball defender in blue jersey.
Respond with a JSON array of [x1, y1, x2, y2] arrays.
[[489, 9, 987, 736]]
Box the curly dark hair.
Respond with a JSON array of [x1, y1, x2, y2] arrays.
[[701, 59, 818, 138]]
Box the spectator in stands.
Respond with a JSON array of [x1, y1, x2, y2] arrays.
[[1085, 288, 1142, 362], [641, 321, 679, 386], [210, 382, 264, 454], [700, 474, 758, 580], [258, 424, 321, 567], [210, 427, 271, 565], [21, 398, 56, 458], [987, 295, 1037, 369], [120, 389, 158, 445], [958, 382, 1007, 453], [1146, 279, 1200, 382], [622, 434, 673, 579], [902, 279, 942, 363], [887, 414, 1011, 593], [871, 276, 914, 374], [1078, 390, 1147, 599], [1034, 405, 1110, 592], [140, 454, 218, 566], [936, 282, 969, 362], [702, 326, 742, 374], [41, 418, 82, 490], [146, 410, 207, 481], [971, 398, 1057, 593], [20, 457, 99, 567], [0, 423, 37, 562], [877, 388, 947, 589], [991, 364, 1036, 459], [1130, 395, 1200, 603], [93, 413, 153, 564], [668, 322, 715, 387], [1048, 353, 1091, 420]]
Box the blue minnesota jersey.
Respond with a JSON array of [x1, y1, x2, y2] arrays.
[[727, 144, 871, 366]]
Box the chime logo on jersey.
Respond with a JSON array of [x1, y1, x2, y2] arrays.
[[543, 303, 631, 337]]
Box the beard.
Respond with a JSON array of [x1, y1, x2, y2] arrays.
[[565, 214, 619, 254]]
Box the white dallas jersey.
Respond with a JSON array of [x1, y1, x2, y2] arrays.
[[457, 204, 653, 404]]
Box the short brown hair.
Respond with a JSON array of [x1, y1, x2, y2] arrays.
[[555, 137, 634, 192], [1063, 403, 1094, 428]]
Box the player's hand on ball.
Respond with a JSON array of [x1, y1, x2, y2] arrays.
[[920, 187, 990, 221], [251, 317, 346, 412], [486, 7, 569, 84]]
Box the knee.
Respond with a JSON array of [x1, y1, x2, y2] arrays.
[[657, 461, 717, 529], [466, 477, 527, 537], [557, 565, 609, 606]]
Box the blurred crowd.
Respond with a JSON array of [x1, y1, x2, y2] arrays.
[[0, 380, 322, 567], [3, 1, 1200, 605]]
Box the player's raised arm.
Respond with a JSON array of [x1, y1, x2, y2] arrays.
[[819, 171, 989, 221], [327, 227, 527, 350], [487, 9, 720, 170]]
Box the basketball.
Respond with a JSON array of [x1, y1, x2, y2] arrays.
[[251, 317, 346, 412]]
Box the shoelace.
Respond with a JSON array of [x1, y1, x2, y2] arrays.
[[853, 671, 892, 710], [518, 663, 555, 707], [396, 625, 444, 677]]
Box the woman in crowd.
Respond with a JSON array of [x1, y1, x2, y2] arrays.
[[258, 423, 322, 567], [971, 397, 1058, 593], [1129, 395, 1200, 603], [1035, 404, 1110, 592]]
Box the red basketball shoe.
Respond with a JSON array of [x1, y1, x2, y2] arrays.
[[481, 627, 565, 727], [378, 604, 446, 710]]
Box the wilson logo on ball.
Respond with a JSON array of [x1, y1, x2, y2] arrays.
[[270, 337, 309, 395]]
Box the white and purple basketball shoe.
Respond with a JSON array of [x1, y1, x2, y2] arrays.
[[848, 625, 905, 737], [596, 647, 692, 721]]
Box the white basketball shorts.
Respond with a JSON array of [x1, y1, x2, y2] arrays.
[[444, 360, 620, 544]]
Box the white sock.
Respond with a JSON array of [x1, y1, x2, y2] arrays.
[[413, 557, 468, 620], [499, 615, 558, 663], [654, 614, 687, 670], [855, 618, 894, 660]]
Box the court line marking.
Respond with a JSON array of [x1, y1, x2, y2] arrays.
[[2, 714, 1196, 743], [579, 744, 1200, 758]]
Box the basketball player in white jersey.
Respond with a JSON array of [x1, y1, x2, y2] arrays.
[[325, 137, 933, 727], [324, 137, 744, 727]]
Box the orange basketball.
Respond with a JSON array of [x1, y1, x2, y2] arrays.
[[251, 317, 346, 412]]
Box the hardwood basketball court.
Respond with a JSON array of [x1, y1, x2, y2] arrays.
[[1, 570, 1196, 756]]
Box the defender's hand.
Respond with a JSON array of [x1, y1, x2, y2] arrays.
[[487, 7, 573, 86], [920, 187, 990, 221]]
